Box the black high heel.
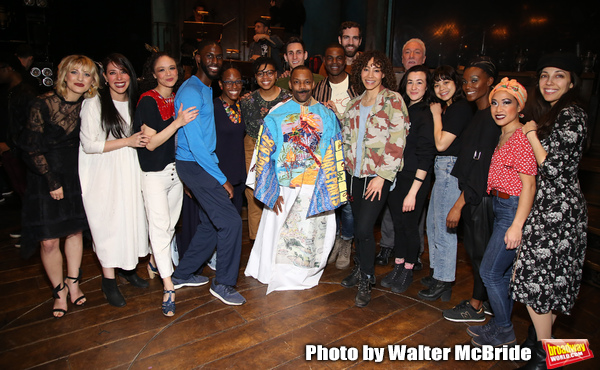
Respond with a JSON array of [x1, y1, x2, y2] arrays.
[[417, 278, 452, 301], [102, 277, 126, 307], [65, 268, 86, 306], [117, 269, 149, 288], [52, 282, 68, 318]]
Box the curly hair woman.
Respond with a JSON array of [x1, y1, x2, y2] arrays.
[[340, 50, 409, 307]]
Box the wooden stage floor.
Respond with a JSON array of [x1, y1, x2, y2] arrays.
[[0, 194, 598, 369]]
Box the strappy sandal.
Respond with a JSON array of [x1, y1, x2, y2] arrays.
[[147, 260, 159, 279], [65, 268, 86, 306], [52, 283, 68, 319], [162, 290, 175, 317]]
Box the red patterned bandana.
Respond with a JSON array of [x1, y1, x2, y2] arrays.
[[139, 89, 175, 121]]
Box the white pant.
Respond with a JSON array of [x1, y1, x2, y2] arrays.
[[141, 162, 183, 278]]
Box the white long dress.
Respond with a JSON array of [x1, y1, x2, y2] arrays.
[[79, 95, 148, 270]]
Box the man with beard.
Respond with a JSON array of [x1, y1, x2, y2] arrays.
[[248, 19, 284, 73], [318, 22, 362, 77], [245, 66, 346, 293], [313, 43, 358, 270], [172, 40, 246, 306]]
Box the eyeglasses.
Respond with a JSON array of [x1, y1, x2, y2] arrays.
[[222, 80, 243, 87], [256, 70, 276, 77]]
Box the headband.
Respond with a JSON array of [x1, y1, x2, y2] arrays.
[[489, 77, 527, 108]]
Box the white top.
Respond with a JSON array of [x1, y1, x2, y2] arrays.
[[329, 75, 351, 116], [79, 95, 148, 269]]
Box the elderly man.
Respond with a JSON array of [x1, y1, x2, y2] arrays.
[[245, 66, 346, 294]]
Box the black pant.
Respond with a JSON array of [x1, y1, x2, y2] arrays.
[[388, 171, 431, 264], [461, 196, 494, 302], [349, 173, 391, 276]]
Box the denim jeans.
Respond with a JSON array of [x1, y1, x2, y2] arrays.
[[480, 195, 519, 328], [336, 203, 354, 240], [426, 156, 460, 282]]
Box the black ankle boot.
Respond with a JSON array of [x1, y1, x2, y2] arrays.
[[417, 278, 451, 301], [117, 269, 149, 288], [341, 257, 361, 288], [521, 324, 537, 351], [375, 246, 393, 265], [519, 341, 552, 370], [380, 263, 404, 288], [391, 268, 413, 294], [355, 272, 374, 307], [420, 268, 435, 287], [102, 277, 126, 307]]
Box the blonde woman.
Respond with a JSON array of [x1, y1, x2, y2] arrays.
[[19, 55, 99, 318]]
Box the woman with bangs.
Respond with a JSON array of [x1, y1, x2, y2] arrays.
[[19, 55, 99, 318], [380, 64, 436, 294], [419, 65, 473, 302], [340, 50, 409, 307], [79, 53, 150, 307], [134, 51, 198, 316]]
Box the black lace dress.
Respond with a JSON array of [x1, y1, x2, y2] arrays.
[[18, 91, 88, 258]]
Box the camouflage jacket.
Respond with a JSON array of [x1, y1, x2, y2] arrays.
[[341, 87, 409, 182]]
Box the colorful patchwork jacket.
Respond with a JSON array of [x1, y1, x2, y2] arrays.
[[252, 99, 347, 217], [341, 87, 409, 182]]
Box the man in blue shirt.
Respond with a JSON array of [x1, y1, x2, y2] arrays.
[[172, 40, 245, 306]]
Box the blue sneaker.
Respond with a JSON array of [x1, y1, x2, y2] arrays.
[[207, 251, 217, 271], [471, 323, 517, 347], [467, 318, 496, 338], [172, 274, 209, 289], [209, 280, 246, 306]]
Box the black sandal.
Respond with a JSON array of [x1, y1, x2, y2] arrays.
[[52, 282, 68, 319], [65, 268, 86, 306]]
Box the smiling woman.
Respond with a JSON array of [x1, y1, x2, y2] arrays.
[[79, 53, 150, 308], [18, 55, 99, 318], [341, 50, 409, 308]]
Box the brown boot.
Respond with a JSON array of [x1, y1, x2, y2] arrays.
[[335, 238, 353, 269], [328, 237, 342, 265]]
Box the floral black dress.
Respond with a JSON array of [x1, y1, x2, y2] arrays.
[[510, 105, 588, 315], [18, 91, 88, 258]]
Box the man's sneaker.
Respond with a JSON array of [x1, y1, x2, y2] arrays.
[[172, 274, 209, 289], [471, 323, 517, 347], [482, 300, 494, 316], [209, 280, 246, 306], [207, 251, 217, 271], [467, 318, 496, 338], [443, 299, 486, 322]]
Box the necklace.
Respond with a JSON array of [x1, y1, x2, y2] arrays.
[[220, 98, 241, 124]]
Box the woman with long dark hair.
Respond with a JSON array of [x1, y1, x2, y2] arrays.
[[380, 64, 435, 294], [134, 51, 198, 316], [510, 53, 588, 369], [340, 50, 409, 307], [419, 65, 473, 302], [79, 53, 150, 307], [19, 55, 99, 318]]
